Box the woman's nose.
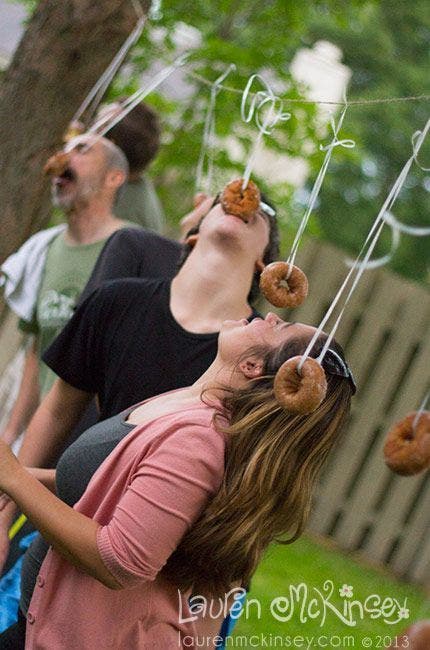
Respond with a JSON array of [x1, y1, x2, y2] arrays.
[[265, 312, 277, 324]]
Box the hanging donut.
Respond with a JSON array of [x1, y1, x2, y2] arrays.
[[220, 178, 261, 222], [383, 411, 430, 476], [44, 151, 71, 177], [274, 355, 327, 414], [260, 261, 309, 308]]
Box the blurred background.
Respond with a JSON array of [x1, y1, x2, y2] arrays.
[[0, 0, 429, 642]]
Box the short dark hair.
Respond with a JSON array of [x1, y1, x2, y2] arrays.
[[177, 192, 280, 304], [106, 100, 160, 174]]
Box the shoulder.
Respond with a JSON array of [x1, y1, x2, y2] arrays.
[[145, 405, 226, 473], [93, 277, 167, 309], [105, 227, 181, 253]]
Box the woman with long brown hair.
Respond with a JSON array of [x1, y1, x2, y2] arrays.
[[0, 312, 354, 648]]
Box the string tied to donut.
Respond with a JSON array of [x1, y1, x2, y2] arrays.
[[285, 101, 354, 279], [259, 102, 354, 309], [44, 151, 71, 177], [240, 73, 291, 191], [273, 347, 355, 414], [260, 261, 308, 308], [383, 410, 430, 476], [343, 125, 430, 272], [295, 114, 430, 395], [195, 64, 236, 195], [220, 178, 261, 222], [70, 0, 146, 129], [274, 356, 327, 414], [77, 53, 189, 155]]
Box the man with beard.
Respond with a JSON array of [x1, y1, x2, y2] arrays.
[[0, 135, 129, 449]]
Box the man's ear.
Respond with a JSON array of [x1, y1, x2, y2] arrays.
[[238, 357, 264, 379], [106, 169, 126, 192]]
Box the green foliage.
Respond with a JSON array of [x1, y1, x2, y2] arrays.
[[11, 0, 429, 283], [305, 0, 430, 284], [234, 536, 430, 637]]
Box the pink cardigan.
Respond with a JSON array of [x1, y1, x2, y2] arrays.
[[25, 399, 226, 649]]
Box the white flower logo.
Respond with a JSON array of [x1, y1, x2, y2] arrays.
[[398, 607, 410, 619], [339, 584, 354, 598]]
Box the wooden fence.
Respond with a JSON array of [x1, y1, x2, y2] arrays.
[[0, 237, 430, 585], [263, 238, 430, 587]]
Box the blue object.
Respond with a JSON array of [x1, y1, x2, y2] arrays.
[[219, 590, 247, 647], [0, 532, 37, 632]]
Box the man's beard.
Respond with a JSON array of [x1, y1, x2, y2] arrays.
[[51, 176, 104, 210]]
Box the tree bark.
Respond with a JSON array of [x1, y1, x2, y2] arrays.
[[0, 0, 149, 264]]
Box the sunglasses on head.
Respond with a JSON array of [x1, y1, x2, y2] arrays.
[[322, 349, 357, 395]]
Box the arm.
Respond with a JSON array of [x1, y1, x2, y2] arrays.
[[0, 422, 224, 591], [1, 336, 40, 446], [0, 378, 92, 563], [17, 378, 93, 469], [0, 444, 120, 589]]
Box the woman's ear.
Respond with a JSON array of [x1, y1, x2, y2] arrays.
[[239, 356, 264, 379]]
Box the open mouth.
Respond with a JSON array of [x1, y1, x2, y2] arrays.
[[54, 167, 76, 188]]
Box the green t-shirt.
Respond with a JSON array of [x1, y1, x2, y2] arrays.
[[19, 232, 109, 397], [114, 175, 165, 234]]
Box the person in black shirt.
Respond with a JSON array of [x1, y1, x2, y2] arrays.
[[77, 227, 182, 305], [0, 192, 280, 647]]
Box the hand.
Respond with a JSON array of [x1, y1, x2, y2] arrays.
[[0, 493, 11, 513], [0, 428, 19, 446], [0, 505, 14, 574], [0, 440, 21, 493], [179, 195, 214, 241]]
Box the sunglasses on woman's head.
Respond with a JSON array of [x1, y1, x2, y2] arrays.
[[322, 349, 357, 394]]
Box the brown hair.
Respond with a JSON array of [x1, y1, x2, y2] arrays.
[[162, 333, 353, 597], [106, 100, 160, 173]]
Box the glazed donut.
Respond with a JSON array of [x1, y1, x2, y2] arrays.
[[44, 151, 70, 177], [260, 262, 308, 308], [220, 178, 261, 222], [383, 411, 430, 476], [274, 356, 327, 414]]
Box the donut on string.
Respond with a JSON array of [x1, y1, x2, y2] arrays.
[[260, 261, 309, 308], [388, 621, 430, 650], [44, 151, 71, 177], [220, 178, 261, 222], [274, 355, 327, 414], [383, 411, 430, 476]]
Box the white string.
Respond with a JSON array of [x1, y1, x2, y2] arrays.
[[286, 104, 355, 273], [382, 210, 430, 236], [413, 391, 430, 429], [71, 4, 146, 124], [195, 64, 236, 194], [240, 74, 291, 189], [344, 215, 401, 270], [82, 53, 188, 145], [298, 115, 430, 372]]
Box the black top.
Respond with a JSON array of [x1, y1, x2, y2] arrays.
[[20, 409, 136, 614], [43, 278, 260, 421], [77, 227, 182, 306]]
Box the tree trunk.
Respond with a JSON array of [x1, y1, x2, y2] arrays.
[[0, 0, 149, 264]]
